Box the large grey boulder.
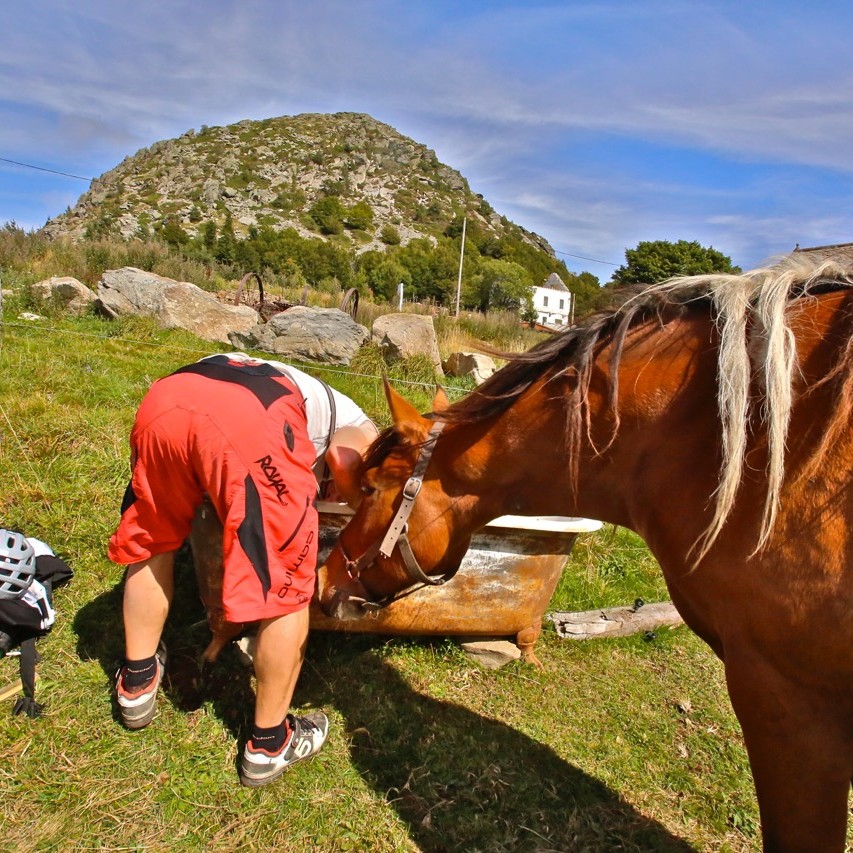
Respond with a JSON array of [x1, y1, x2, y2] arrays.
[[372, 313, 443, 374], [443, 351, 496, 384], [96, 267, 259, 344], [229, 305, 369, 365], [30, 276, 96, 316]]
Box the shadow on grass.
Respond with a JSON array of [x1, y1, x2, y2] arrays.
[[72, 556, 695, 850], [299, 632, 697, 853], [71, 547, 256, 742]]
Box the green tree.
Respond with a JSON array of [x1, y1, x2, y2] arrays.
[[564, 270, 602, 319], [271, 186, 306, 212], [355, 251, 409, 301], [158, 216, 189, 248], [309, 197, 346, 234], [466, 257, 533, 313], [281, 258, 309, 291], [612, 239, 740, 285], [345, 200, 374, 231], [199, 219, 217, 251], [521, 296, 538, 324], [215, 212, 237, 264], [379, 224, 401, 246], [412, 238, 459, 304]]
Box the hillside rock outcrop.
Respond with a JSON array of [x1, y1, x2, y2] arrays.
[[229, 306, 369, 365], [41, 112, 555, 261], [372, 313, 443, 374], [96, 267, 259, 344]]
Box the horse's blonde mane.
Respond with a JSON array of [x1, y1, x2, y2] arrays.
[[643, 255, 853, 561], [437, 252, 853, 562]]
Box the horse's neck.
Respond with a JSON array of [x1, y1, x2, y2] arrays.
[[439, 311, 725, 551]]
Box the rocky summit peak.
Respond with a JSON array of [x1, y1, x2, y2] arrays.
[[42, 111, 554, 257]]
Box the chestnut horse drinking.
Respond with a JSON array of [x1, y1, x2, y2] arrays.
[[317, 256, 853, 851]]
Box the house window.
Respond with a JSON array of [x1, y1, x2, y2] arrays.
[[559, 299, 564, 310], [543, 295, 549, 307]]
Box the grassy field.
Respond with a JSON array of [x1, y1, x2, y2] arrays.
[[0, 306, 769, 851]]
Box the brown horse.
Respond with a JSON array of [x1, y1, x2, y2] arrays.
[[317, 255, 853, 851]]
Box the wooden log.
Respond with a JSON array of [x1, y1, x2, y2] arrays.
[[549, 601, 683, 640], [0, 678, 23, 703]]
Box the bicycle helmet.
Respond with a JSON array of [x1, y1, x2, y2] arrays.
[[0, 529, 36, 600]]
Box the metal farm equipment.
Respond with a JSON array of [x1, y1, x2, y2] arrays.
[[233, 272, 360, 321]]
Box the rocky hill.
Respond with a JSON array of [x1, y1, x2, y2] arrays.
[[43, 112, 555, 259]]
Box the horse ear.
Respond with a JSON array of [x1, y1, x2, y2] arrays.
[[432, 385, 449, 412], [383, 375, 421, 425]]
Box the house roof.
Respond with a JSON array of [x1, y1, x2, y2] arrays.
[[540, 272, 568, 292], [791, 242, 853, 263]]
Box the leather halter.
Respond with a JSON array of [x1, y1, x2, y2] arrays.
[[335, 420, 457, 605]]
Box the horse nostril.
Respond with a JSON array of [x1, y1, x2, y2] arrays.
[[319, 589, 342, 618], [323, 588, 371, 621]]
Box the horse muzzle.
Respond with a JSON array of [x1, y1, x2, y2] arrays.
[[314, 560, 377, 619], [320, 586, 383, 621]]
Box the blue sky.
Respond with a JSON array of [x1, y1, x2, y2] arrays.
[[2, 1, 853, 283]]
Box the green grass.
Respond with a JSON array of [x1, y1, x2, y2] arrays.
[[0, 310, 772, 851]]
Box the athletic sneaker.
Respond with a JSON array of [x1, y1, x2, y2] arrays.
[[115, 642, 167, 730], [240, 711, 329, 787]]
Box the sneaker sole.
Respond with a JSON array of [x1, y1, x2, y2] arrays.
[[239, 750, 319, 788], [239, 766, 288, 788]]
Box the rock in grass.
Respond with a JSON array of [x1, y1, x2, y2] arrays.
[[230, 305, 369, 365], [372, 313, 443, 374], [459, 639, 521, 669], [549, 601, 683, 640], [31, 276, 96, 316], [96, 266, 259, 344]]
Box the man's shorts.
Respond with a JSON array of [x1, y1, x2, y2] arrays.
[[108, 356, 319, 622]]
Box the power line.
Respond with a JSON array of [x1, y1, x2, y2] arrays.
[[552, 247, 619, 267], [0, 156, 93, 182]]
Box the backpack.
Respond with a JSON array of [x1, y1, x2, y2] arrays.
[[0, 537, 73, 717]]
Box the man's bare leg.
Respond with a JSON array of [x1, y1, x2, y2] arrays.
[[117, 551, 174, 728], [252, 606, 310, 727], [123, 551, 175, 659], [240, 604, 328, 786]]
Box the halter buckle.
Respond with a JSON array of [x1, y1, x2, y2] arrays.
[[402, 476, 422, 500]]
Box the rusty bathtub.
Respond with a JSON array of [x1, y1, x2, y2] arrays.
[[190, 499, 602, 663]]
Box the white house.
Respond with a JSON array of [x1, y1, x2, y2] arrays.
[[532, 272, 573, 328]]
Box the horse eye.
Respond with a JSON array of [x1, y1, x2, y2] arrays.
[[360, 484, 376, 496]]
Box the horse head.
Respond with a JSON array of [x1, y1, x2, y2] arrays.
[[317, 379, 471, 620]]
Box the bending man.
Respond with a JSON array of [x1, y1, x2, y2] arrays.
[[108, 353, 375, 787]]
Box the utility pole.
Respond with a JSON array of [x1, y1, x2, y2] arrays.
[[455, 216, 467, 319]]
